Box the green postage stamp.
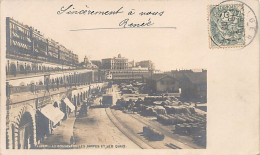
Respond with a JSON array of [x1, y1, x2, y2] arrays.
[[209, 4, 245, 48]]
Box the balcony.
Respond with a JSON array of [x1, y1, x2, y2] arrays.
[[6, 67, 75, 79], [7, 80, 93, 98]]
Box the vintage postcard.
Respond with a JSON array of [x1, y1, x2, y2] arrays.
[[0, 0, 259, 155]]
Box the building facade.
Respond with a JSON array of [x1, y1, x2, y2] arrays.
[[180, 70, 207, 102], [110, 67, 151, 82], [5, 17, 105, 149], [6, 17, 79, 77], [91, 60, 102, 68], [102, 54, 128, 70], [136, 60, 155, 70], [145, 74, 179, 94]]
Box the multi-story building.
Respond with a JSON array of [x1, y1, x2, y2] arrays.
[[180, 70, 207, 102], [110, 67, 151, 82], [5, 17, 105, 149], [47, 39, 59, 61], [91, 60, 102, 68], [32, 28, 48, 61], [6, 17, 79, 77], [136, 60, 155, 70], [101, 55, 157, 82], [102, 54, 128, 70], [128, 60, 135, 68], [144, 74, 179, 94]]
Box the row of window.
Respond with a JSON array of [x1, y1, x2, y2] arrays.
[[9, 23, 30, 37], [7, 18, 79, 65]]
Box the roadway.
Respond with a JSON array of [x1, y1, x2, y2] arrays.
[[72, 84, 201, 149], [40, 84, 203, 149]]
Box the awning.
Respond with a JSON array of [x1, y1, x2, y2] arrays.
[[39, 104, 64, 125], [63, 98, 75, 111]]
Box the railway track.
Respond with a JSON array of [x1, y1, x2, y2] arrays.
[[105, 108, 155, 149], [128, 113, 200, 149]]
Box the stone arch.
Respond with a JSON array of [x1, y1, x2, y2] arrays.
[[10, 105, 36, 149], [19, 65, 25, 73], [10, 63, 17, 76], [26, 65, 31, 72], [56, 78, 59, 84], [59, 77, 63, 84]]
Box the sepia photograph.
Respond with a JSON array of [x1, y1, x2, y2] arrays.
[[5, 16, 207, 149]]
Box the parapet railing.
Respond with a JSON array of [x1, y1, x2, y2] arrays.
[[6, 81, 96, 97]]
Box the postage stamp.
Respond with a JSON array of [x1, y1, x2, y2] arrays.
[[208, 1, 258, 49], [209, 4, 245, 48]]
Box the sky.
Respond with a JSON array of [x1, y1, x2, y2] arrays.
[[1, 0, 209, 71]]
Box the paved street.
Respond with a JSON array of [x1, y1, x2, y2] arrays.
[[41, 115, 76, 145], [39, 84, 203, 149], [73, 97, 140, 149]]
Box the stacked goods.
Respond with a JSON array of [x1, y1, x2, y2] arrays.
[[175, 122, 206, 136], [157, 114, 188, 125], [132, 107, 138, 112], [137, 105, 146, 112], [189, 124, 201, 135], [184, 115, 201, 123], [153, 101, 163, 106], [141, 107, 157, 116], [144, 96, 167, 105], [153, 106, 167, 115], [175, 124, 188, 134], [157, 113, 207, 126], [164, 106, 174, 114], [189, 107, 196, 114], [180, 114, 200, 123], [143, 126, 164, 141], [170, 100, 179, 106], [178, 115, 195, 123], [157, 115, 167, 124], [166, 115, 176, 124], [157, 106, 206, 127], [164, 106, 187, 114], [194, 114, 207, 123], [190, 114, 206, 123], [157, 115, 176, 125], [165, 106, 196, 115], [174, 115, 187, 124], [160, 100, 171, 106]]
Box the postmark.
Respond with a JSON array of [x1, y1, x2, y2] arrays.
[[208, 0, 258, 49]]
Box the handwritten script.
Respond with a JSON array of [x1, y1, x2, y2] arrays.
[[57, 4, 175, 30]]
